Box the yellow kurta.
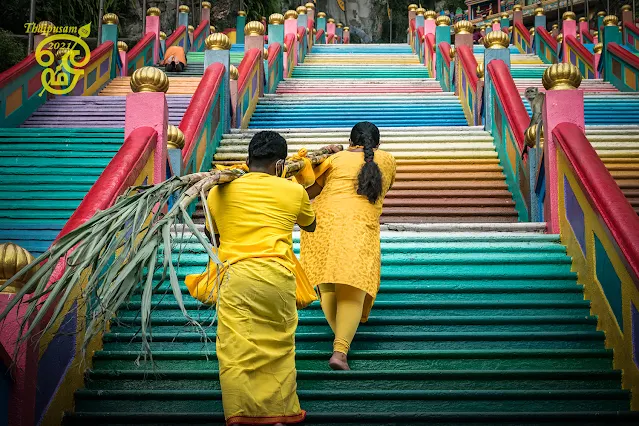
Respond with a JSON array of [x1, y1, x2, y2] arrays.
[[190, 172, 314, 425], [300, 149, 396, 322]]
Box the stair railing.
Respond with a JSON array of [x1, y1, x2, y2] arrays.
[[266, 43, 284, 94], [424, 33, 436, 79], [125, 32, 156, 76], [437, 42, 453, 92], [534, 26, 558, 64], [623, 21, 639, 49], [604, 43, 639, 91], [166, 26, 188, 53], [549, 122, 639, 403], [0, 53, 49, 127], [485, 59, 530, 221], [285, 33, 296, 78], [192, 21, 209, 52], [513, 21, 532, 54], [416, 26, 425, 64], [235, 48, 262, 128], [564, 35, 596, 78], [455, 45, 480, 125]]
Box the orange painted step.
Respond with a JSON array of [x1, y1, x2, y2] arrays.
[[99, 77, 201, 95], [394, 172, 506, 181], [385, 189, 513, 198], [384, 198, 516, 207], [380, 215, 519, 223], [391, 181, 510, 190]]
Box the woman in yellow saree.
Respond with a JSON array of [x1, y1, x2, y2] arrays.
[[300, 121, 396, 371], [185, 131, 316, 425]]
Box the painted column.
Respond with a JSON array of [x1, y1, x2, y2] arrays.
[[126, 67, 170, 183], [204, 34, 231, 131], [306, 2, 316, 49], [513, 4, 523, 26], [245, 21, 265, 97], [269, 13, 285, 81], [201, 1, 211, 24], [578, 18, 589, 41], [146, 7, 161, 65], [435, 16, 451, 77], [117, 41, 128, 76], [327, 18, 336, 43], [167, 125, 185, 176], [424, 10, 437, 39], [101, 13, 119, 79], [285, 10, 299, 64], [597, 11, 606, 34], [178, 5, 190, 28], [34, 21, 54, 51], [343, 27, 350, 44], [622, 5, 633, 26], [296, 6, 308, 53], [483, 31, 511, 133], [316, 12, 327, 44], [416, 8, 426, 30], [534, 7, 546, 31], [603, 16, 622, 79], [408, 4, 417, 46], [492, 18, 501, 32], [542, 63, 585, 233], [500, 12, 509, 30], [237, 11, 247, 44], [454, 21, 474, 96], [336, 23, 343, 43]]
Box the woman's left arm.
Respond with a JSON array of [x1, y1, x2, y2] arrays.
[[306, 183, 323, 200]]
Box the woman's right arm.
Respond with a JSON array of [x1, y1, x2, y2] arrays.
[[306, 183, 323, 200]]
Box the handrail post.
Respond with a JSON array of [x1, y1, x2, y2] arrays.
[[145, 7, 161, 64], [237, 11, 247, 45], [245, 21, 265, 97], [603, 16, 622, 80], [285, 11, 299, 65], [484, 31, 510, 132], [101, 14, 119, 79], [562, 12, 577, 63], [204, 35, 231, 131], [269, 14, 285, 83]]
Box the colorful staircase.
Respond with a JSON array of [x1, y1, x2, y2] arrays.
[[99, 77, 202, 95], [62, 43, 638, 424]]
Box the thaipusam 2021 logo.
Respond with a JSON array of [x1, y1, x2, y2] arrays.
[[25, 22, 92, 96]]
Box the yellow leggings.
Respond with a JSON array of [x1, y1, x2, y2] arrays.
[[318, 283, 367, 355]]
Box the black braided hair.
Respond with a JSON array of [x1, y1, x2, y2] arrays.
[[351, 121, 383, 204], [248, 131, 288, 163]]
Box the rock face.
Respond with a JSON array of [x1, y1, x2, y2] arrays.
[[319, 0, 378, 43]]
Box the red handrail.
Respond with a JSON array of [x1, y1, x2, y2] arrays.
[[166, 25, 186, 47], [487, 59, 528, 151], [56, 127, 157, 240], [537, 26, 558, 50], [565, 35, 594, 67], [286, 33, 296, 51], [237, 48, 261, 94], [553, 122, 639, 285], [297, 26, 306, 42], [82, 41, 114, 70], [439, 42, 451, 67], [417, 26, 425, 42], [315, 29, 324, 42], [515, 21, 531, 45], [624, 21, 639, 39], [582, 30, 594, 43], [0, 54, 39, 89], [608, 42, 639, 69], [179, 63, 225, 161], [268, 43, 281, 66], [126, 32, 154, 63], [193, 20, 208, 42], [457, 45, 478, 91]]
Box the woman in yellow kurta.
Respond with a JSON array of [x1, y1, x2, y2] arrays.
[[300, 121, 396, 370], [185, 131, 316, 425]]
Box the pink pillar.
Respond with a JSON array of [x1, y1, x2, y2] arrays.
[[563, 19, 577, 39], [409, 10, 417, 22], [124, 92, 168, 183], [230, 79, 238, 124], [543, 89, 585, 234], [327, 22, 336, 43], [594, 51, 601, 78], [514, 9, 523, 25], [145, 15, 161, 64], [285, 18, 298, 68], [578, 21, 589, 40], [201, 7, 210, 23], [119, 51, 128, 76], [492, 22, 501, 31], [245, 34, 265, 96], [623, 8, 633, 25], [424, 18, 436, 37]]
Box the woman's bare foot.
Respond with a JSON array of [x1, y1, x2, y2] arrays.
[[328, 351, 350, 370]]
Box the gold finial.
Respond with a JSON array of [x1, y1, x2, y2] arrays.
[[542, 63, 582, 90], [454, 20, 474, 34], [306, 3, 315, 10], [603, 15, 619, 26], [344, 26, 350, 31], [437, 16, 451, 26], [210, 25, 216, 32], [245, 21, 265, 36], [285, 10, 299, 20], [178, 4, 190, 13], [524, 125, 543, 148], [483, 30, 509, 48], [313, 28, 317, 34], [55, 47, 72, 60], [130, 67, 169, 93], [593, 43, 603, 54], [328, 18, 336, 24], [296, 6, 307, 15], [509, 25, 513, 31], [269, 13, 284, 24], [205, 33, 231, 50], [552, 23, 558, 29], [102, 13, 119, 25], [337, 23, 343, 28], [621, 5, 632, 12], [579, 17, 586, 23], [230, 64, 239, 80], [501, 12, 509, 19], [0, 243, 37, 293], [160, 31, 167, 40], [556, 33, 564, 42], [117, 40, 128, 52], [594, 30, 599, 37], [480, 25, 486, 30], [408, 4, 418, 11], [529, 27, 535, 34], [283, 44, 288, 53], [297, 32, 302, 41], [513, 4, 522, 12], [598, 11, 607, 17], [147, 7, 160, 16], [188, 25, 195, 33], [202, 1, 211, 9], [449, 46, 456, 59], [424, 10, 437, 20], [416, 7, 426, 16], [167, 125, 185, 149], [263, 47, 269, 59], [238, 10, 247, 17], [563, 11, 576, 21], [492, 18, 500, 25], [37, 21, 54, 35], [476, 63, 484, 79], [317, 12, 327, 18], [535, 7, 544, 16]]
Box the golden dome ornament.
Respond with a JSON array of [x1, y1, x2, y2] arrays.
[[269, 13, 284, 25], [492, 18, 500, 25], [263, 47, 269, 59], [556, 33, 564, 42], [535, 7, 544, 16], [621, 5, 632, 12], [579, 17, 586, 23], [147, 7, 160, 16], [296, 6, 307, 15], [205, 33, 231, 50], [563, 11, 576, 21], [449, 46, 456, 59], [238, 10, 247, 16], [593, 43, 603, 54], [529, 27, 535, 35], [0, 243, 38, 293], [343, 26, 350, 32], [524, 125, 543, 148], [229, 65, 239, 80], [102, 13, 119, 25], [117, 40, 128, 52], [501, 12, 509, 19], [513, 4, 522, 12], [188, 25, 195, 33], [483, 30, 510, 49], [476, 63, 484, 79], [317, 12, 327, 18], [167, 125, 185, 149], [603, 15, 619, 26], [244, 21, 265, 36], [436, 16, 451, 27], [598, 11, 607, 17], [210, 25, 216, 33], [38, 21, 55, 35], [178, 5, 190, 13], [202, 1, 211, 9], [424, 10, 437, 20], [55, 47, 72, 60], [328, 18, 336, 24], [305, 3, 315, 10], [337, 23, 343, 28], [408, 4, 418, 11], [416, 7, 426, 16], [454, 20, 474, 34], [542, 63, 582, 90], [285, 10, 299, 20], [160, 31, 167, 40], [130, 67, 169, 93]]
